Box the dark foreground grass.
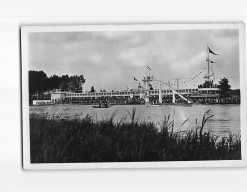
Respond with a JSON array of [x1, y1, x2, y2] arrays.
[[30, 109, 241, 163]]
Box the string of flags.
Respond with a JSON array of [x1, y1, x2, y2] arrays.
[[158, 63, 215, 87], [132, 46, 218, 88], [134, 65, 215, 87]]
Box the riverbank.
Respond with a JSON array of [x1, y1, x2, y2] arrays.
[[30, 109, 241, 163]]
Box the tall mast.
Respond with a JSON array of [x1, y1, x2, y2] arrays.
[[207, 46, 210, 80]]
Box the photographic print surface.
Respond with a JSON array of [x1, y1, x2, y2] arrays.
[[21, 24, 246, 169]]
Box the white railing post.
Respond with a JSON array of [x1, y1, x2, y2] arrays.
[[172, 91, 176, 103], [159, 83, 162, 103]]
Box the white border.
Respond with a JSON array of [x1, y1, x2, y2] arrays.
[[21, 23, 247, 169]]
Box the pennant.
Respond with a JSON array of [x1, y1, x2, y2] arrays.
[[147, 65, 151, 70], [206, 58, 216, 63], [206, 57, 215, 64], [208, 46, 219, 55], [134, 77, 138, 81]]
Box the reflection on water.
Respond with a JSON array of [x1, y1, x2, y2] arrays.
[[30, 104, 240, 135]]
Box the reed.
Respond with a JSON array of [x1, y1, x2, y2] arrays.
[[30, 109, 241, 163]]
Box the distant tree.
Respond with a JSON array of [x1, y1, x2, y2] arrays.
[[29, 70, 48, 95], [29, 70, 86, 94], [60, 75, 70, 91], [47, 74, 60, 90], [68, 75, 85, 93], [56, 74, 85, 92], [90, 86, 96, 92], [203, 80, 213, 88], [218, 77, 231, 98]]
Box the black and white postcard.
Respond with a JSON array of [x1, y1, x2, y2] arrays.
[[21, 23, 246, 169]]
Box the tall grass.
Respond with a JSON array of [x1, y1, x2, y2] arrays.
[[30, 109, 241, 163]]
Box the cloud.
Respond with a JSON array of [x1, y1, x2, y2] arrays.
[[170, 51, 206, 73], [212, 29, 239, 38], [28, 29, 240, 90], [97, 31, 132, 40]]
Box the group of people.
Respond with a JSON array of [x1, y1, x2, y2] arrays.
[[60, 95, 180, 105], [61, 96, 146, 105], [51, 92, 240, 105]]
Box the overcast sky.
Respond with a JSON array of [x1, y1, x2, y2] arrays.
[[29, 29, 240, 91]]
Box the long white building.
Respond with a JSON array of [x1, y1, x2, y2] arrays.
[[50, 87, 219, 104]]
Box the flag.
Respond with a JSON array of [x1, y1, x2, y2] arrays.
[[147, 65, 151, 70], [134, 77, 138, 81], [208, 46, 219, 55], [206, 57, 215, 63]]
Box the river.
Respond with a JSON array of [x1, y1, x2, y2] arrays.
[[30, 104, 240, 135]]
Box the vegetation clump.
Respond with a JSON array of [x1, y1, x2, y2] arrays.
[[30, 109, 241, 163]]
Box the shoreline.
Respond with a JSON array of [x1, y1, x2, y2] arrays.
[[30, 102, 241, 107]]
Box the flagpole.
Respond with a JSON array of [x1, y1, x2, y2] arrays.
[[176, 76, 179, 91], [133, 77, 135, 91], [207, 46, 210, 76], [146, 65, 147, 78]]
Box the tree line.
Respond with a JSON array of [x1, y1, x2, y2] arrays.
[[29, 70, 233, 99], [29, 70, 86, 96], [198, 77, 232, 98]]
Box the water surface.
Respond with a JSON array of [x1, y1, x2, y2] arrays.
[[30, 104, 240, 135]]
